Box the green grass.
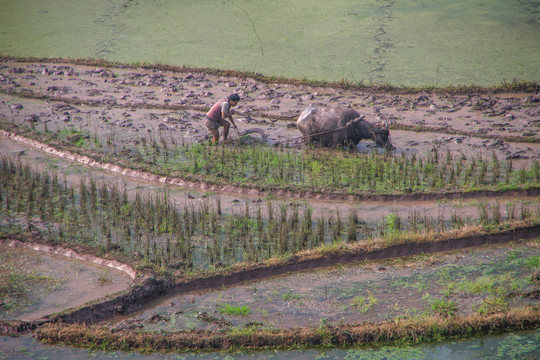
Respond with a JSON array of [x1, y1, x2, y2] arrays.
[[430, 299, 459, 318], [279, 290, 302, 302], [458, 276, 500, 295], [475, 295, 509, 316], [523, 255, 540, 269], [0, 1, 538, 86], [349, 293, 379, 314], [218, 304, 251, 317]]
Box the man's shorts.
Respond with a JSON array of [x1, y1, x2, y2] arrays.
[[205, 116, 229, 130]]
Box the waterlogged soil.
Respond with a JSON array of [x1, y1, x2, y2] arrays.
[[0, 245, 132, 322], [2, 330, 539, 360], [0, 61, 539, 169], [110, 239, 539, 331]]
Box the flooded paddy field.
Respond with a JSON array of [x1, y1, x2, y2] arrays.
[[113, 240, 539, 331], [2, 134, 537, 235], [1, 1, 539, 86], [0, 243, 132, 322]]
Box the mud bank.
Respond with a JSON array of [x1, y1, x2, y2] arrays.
[[163, 225, 540, 302], [0, 239, 137, 279], [1, 224, 537, 335], [35, 306, 540, 351]]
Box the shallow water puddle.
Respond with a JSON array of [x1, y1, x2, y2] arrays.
[[0, 245, 132, 321]]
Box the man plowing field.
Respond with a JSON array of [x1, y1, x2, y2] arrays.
[[205, 93, 240, 144]]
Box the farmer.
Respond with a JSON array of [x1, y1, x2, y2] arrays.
[[205, 93, 240, 144]]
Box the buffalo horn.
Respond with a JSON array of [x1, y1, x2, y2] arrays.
[[350, 114, 365, 125]]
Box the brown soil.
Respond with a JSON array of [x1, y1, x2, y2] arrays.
[[0, 60, 538, 168]]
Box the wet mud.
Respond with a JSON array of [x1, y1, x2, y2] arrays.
[[0, 60, 538, 162], [0, 241, 133, 322]]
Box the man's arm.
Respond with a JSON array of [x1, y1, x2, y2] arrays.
[[226, 113, 237, 129], [221, 103, 237, 129]]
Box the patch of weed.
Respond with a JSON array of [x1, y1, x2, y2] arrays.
[[474, 296, 509, 316], [218, 304, 251, 317], [430, 298, 459, 318]]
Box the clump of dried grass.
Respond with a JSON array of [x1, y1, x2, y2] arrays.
[[36, 305, 539, 351]]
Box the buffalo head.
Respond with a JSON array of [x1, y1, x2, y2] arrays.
[[370, 127, 393, 149], [348, 117, 394, 150]]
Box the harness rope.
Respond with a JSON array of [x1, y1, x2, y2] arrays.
[[273, 116, 365, 145], [273, 125, 351, 145]]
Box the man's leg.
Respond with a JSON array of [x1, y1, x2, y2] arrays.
[[222, 122, 230, 141], [210, 128, 220, 144]]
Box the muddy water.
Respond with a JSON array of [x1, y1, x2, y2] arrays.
[[1, 330, 539, 359], [0, 245, 132, 321], [112, 240, 539, 331], [1, 1, 539, 86]]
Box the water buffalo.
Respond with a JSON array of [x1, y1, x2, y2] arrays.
[[296, 106, 393, 149]]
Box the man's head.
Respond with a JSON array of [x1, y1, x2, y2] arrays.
[[228, 93, 240, 106]]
